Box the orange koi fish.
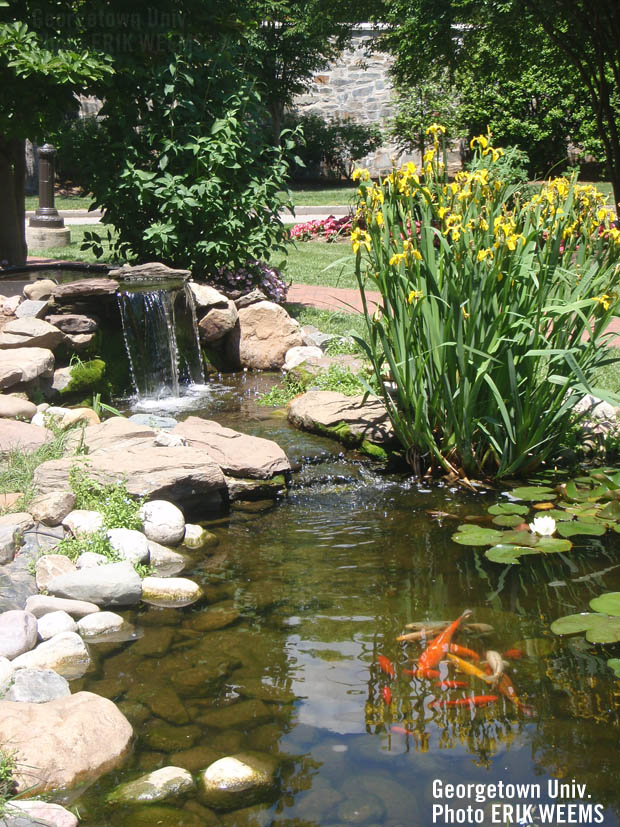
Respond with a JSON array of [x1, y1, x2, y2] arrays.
[[391, 725, 416, 735], [403, 668, 441, 679], [382, 686, 392, 705], [417, 609, 472, 673], [503, 648, 525, 660], [446, 652, 490, 683], [377, 655, 395, 679], [495, 673, 534, 717], [429, 695, 497, 709], [449, 644, 480, 661], [436, 680, 468, 689]]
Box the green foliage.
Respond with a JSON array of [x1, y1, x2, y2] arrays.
[[353, 129, 620, 479], [0, 750, 16, 815], [81, 45, 295, 276], [69, 467, 143, 530], [287, 111, 383, 180], [391, 69, 460, 157], [60, 357, 107, 397], [47, 114, 102, 192], [257, 375, 306, 407], [56, 528, 121, 564], [552, 592, 620, 645], [0, 429, 70, 513], [258, 363, 366, 406]]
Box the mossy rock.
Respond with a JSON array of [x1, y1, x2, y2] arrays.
[[59, 358, 107, 396], [197, 751, 279, 812]]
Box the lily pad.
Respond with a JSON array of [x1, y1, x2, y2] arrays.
[[586, 617, 620, 644], [607, 658, 620, 678], [491, 514, 524, 528], [502, 530, 539, 547], [485, 545, 539, 564], [550, 613, 602, 635], [589, 593, 620, 616], [540, 509, 574, 522], [488, 503, 529, 516], [452, 526, 504, 546], [598, 500, 620, 520], [511, 486, 557, 502], [556, 521, 606, 538], [536, 536, 573, 553]]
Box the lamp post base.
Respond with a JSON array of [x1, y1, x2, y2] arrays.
[[26, 226, 71, 249]]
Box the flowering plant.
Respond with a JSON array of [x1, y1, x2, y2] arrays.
[[210, 260, 288, 304], [288, 215, 353, 242], [352, 124, 620, 480]]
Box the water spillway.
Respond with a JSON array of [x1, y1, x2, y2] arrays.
[[117, 282, 205, 400]]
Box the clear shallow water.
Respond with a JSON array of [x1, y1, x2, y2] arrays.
[[69, 379, 620, 826]]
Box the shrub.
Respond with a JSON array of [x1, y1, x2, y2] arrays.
[[352, 124, 620, 480], [286, 111, 383, 181], [211, 260, 288, 303], [81, 45, 296, 277]]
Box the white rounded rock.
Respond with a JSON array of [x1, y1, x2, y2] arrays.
[[77, 611, 124, 637], [62, 509, 104, 536], [282, 345, 324, 372], [37, 610, 78, 641], [139, 500, 185, 546], [183, 524, 212, 549], [141, 576, 202, 608], [76, 551, 108, 569], [107, 528, 149, 565], [10, 631, 90, 679]]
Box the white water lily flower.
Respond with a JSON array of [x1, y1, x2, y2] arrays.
[[529, 515, 556, 536]]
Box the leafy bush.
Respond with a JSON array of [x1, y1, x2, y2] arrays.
[[286, 111, 383, 181], [352, 124, 620, 480], [69, 467, 143, 530], [0, 428, 70, 513], [81, 45, 296, 278]]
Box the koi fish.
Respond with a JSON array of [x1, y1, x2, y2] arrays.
[[503, 648, 525, 660], [377, 655, 395, 679], [449, 644, 480, 661], [405, 620, 450, 631], [483, 650, 505, 686], [446, 652, 490, 683], [391, 725, 416, 735], [495, 672, 534, 717], [402, 668, 441, 679], [396, 630, 432, 642], [464, 622, 495, 634], [429, 695, 497, 709], [382, 686, 392, 705], [417, 609, 472, 672], [436, 680, 468, 689]]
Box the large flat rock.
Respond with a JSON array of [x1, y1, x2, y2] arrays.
[[64, 415, 156, 454], [33, 446, 227, 507], [0, 691, 133, 795], [172, 417, 290, 479], [0, 318, 64, 350], [0, 347, 54, 389], [51, 278, 120, 301], [287, 391, 395, 446], [225, 301, 303, 370], [0, 420, 51, 455]]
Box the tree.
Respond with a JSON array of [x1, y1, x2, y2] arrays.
[[0, 10, 112, 266], [244, 0, 383, 142], [382, 0, 620, 211]]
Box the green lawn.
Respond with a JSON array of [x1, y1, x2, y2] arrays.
[[278, 241, 357, 289], [26, 194, 93, 212], [290, 186, 357, 207]]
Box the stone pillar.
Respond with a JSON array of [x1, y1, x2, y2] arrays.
[[26, 144, 71, 249]]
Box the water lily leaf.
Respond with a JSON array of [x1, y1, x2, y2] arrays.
[[452, 526, 504, 546], [541, 509, 574, 522], [563, 505, 600, 518], [558, 480, 588, 502], [511, 486, 557, 502], [491, 514, 524, 528], [607, 658, 620, 677], [502, 530, 538, 547], [485, 545, 539, 564], [589, 593, 620, 616], [556, 521, 606, 538], [537, 536, 573, 553], [586, 618, 620, 644], [598, 500, 620, 520], [488, 503, 529, 516], [550, 613, 602, 635]]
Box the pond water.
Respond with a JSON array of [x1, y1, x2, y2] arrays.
[[68, 376, 620, 826]]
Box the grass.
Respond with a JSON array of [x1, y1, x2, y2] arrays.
[[27, 224, 118, 263], [592, 348, 620, 394], [279, 241, 357, 289], [290, 185, 357, 207], [284, 303, 368, 341], [0, 426, 72, 514], [25, 194, 93, 212], [0, 750, 16, 815]]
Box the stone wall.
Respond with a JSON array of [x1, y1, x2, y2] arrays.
[[292, 24, 461, 177]]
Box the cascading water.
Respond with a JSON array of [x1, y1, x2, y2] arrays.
[[117, 282, 205, 400]]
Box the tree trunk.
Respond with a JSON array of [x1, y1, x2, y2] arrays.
[[269, 99, 283, 146], [0, 137, 27, 267]]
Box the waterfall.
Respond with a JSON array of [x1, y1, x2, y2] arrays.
[[117, 282, 205, 399]]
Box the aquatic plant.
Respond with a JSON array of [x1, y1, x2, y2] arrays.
[[351, 125, 620, 480], [551, 592, 620, 678]]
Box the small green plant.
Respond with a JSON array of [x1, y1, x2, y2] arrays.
[[56, 529, 121, 563], [258, 364, 367, 407], [90, 393, 122, 419], [324, 336, 362, 357], [0, 750, 17, 816], [257, 375, 306, 407], [69, 467, 143, 530], [0, 429, 70, 514]]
